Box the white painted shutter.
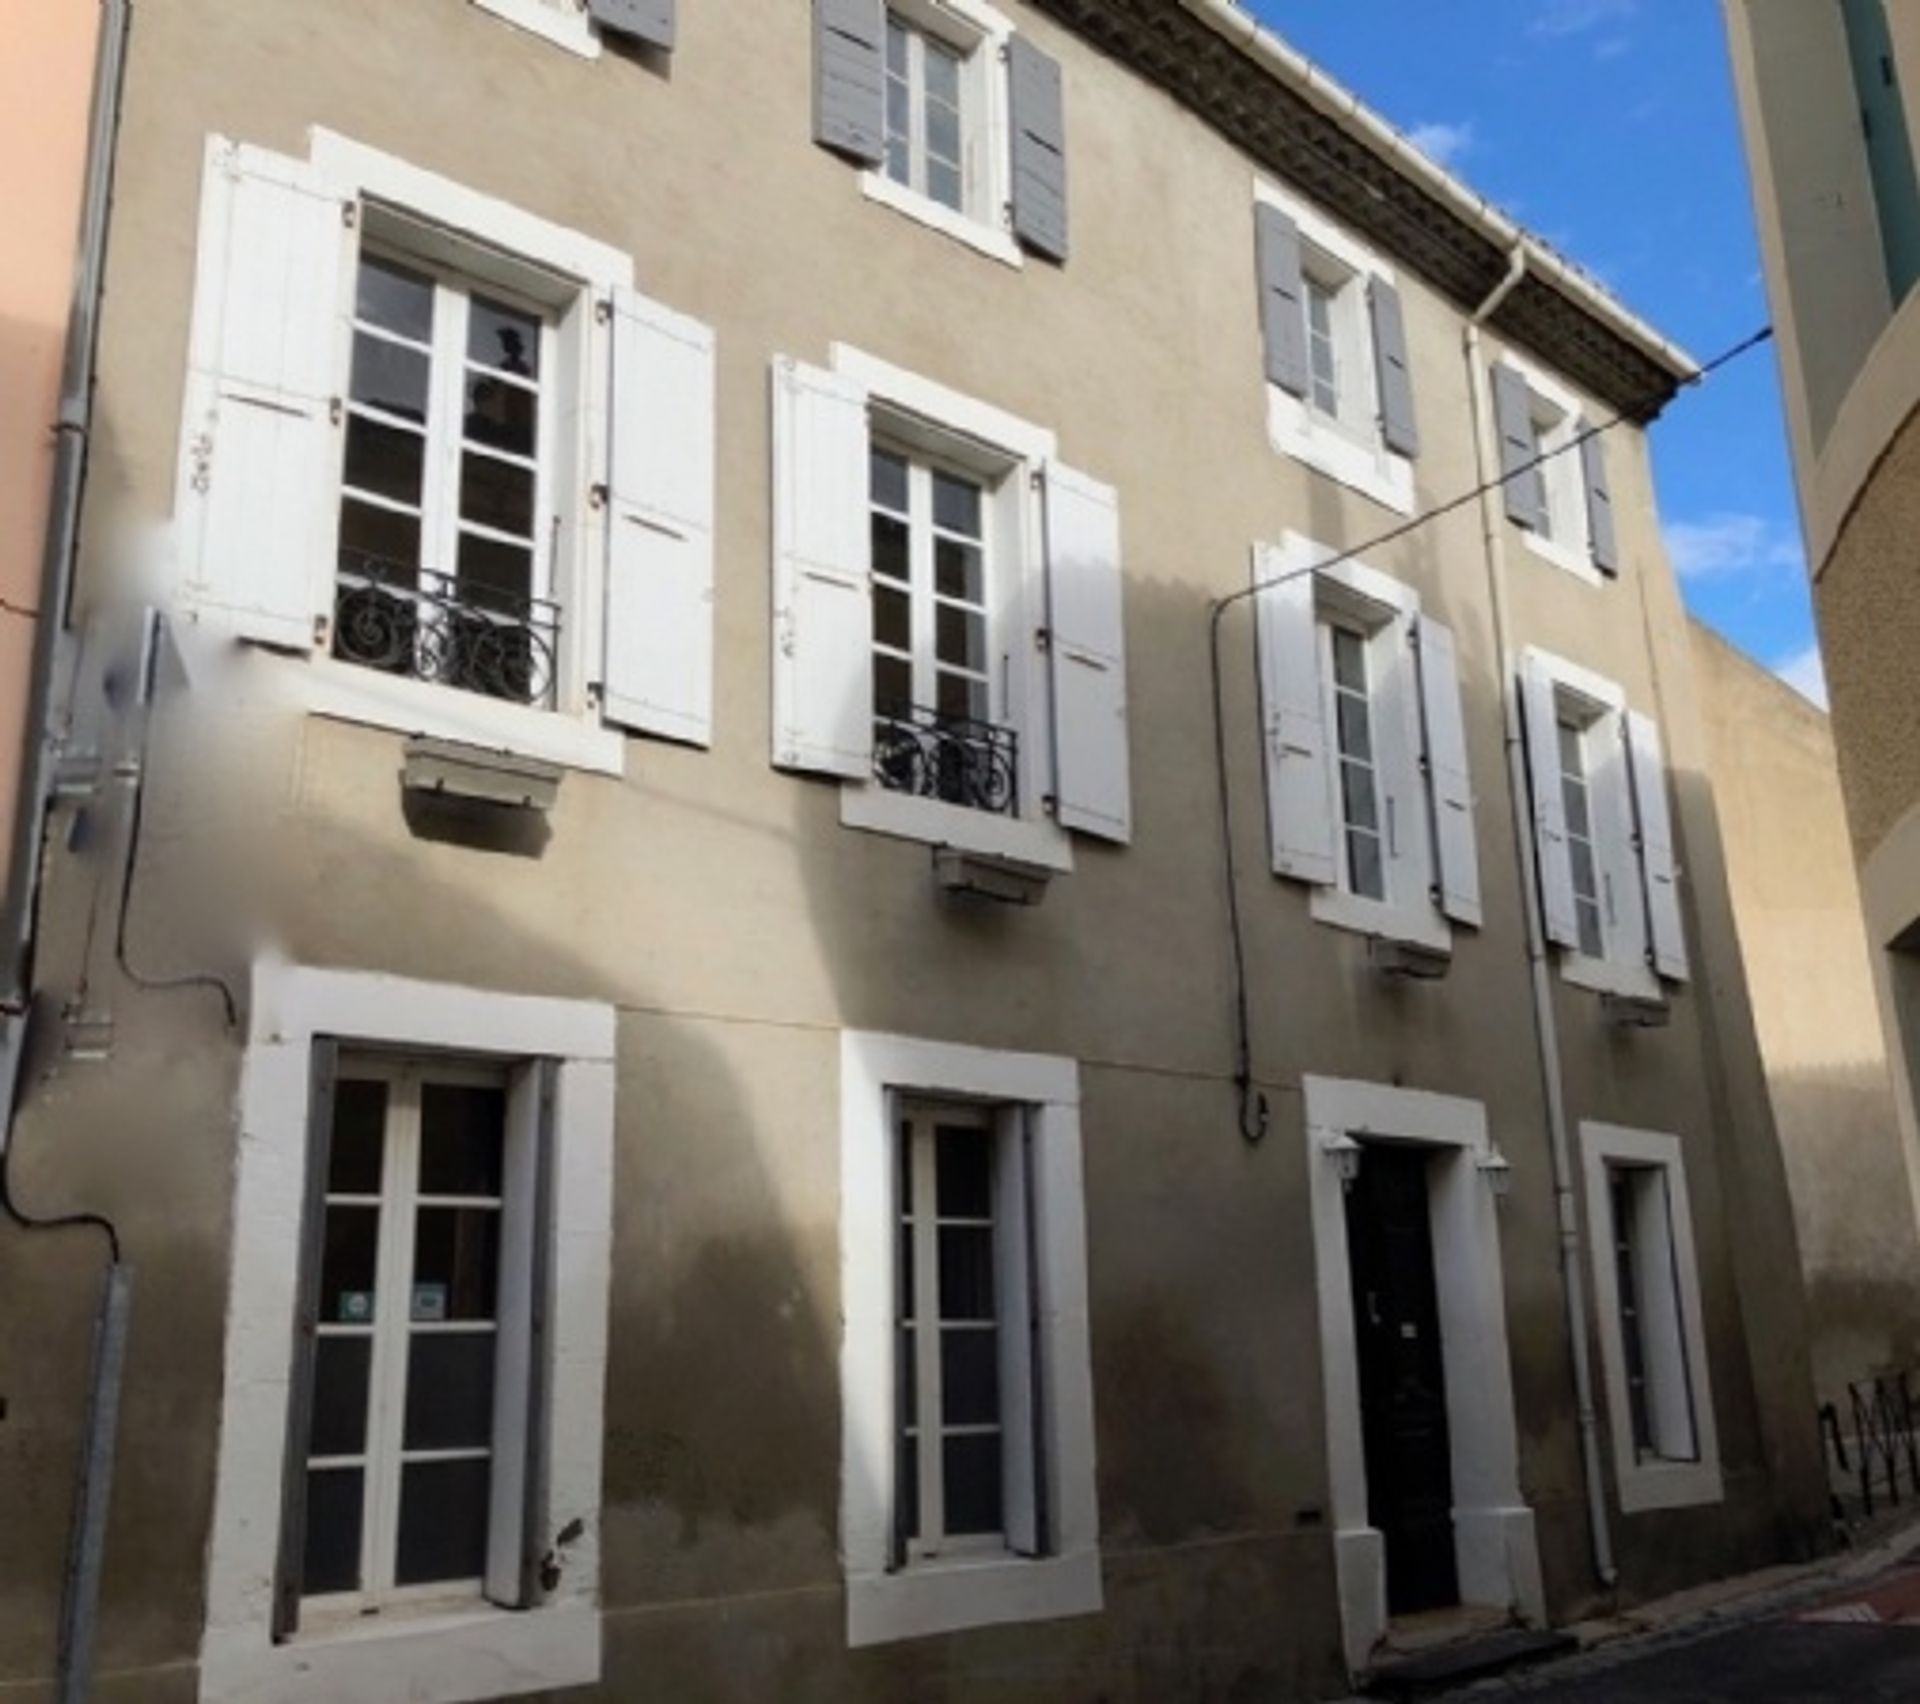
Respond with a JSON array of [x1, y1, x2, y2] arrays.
[[1520, 655, 1581, 949], [1043, 463, 1132, 844], [1626, 709, 1689, 981], [997, 1109, 1043, 1557], [602, 287, 716, 746], [1415, 616, 1481, 928], [176, 137, 350, 649], [1636, 1172, 1699, 1462], [771, 358, 872, 778], [1254, 545, 1336, 885]]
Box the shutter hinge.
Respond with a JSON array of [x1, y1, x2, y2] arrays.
[[1042, 793, 1058, 817], [589, 482, 609, 511], [596, 297, 614, 325], [1035, 626, 1052, 652], [329, 397, 343, 427], [313, 613, 331, 650], [342, 201, 358, 229]]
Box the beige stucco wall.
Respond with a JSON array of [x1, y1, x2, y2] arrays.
[[1690, 620, 1920, 1397], [0, 1, 1826, 1697], [0, 0, 98, 955]]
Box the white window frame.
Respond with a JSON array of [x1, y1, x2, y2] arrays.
[[1526, 649, 1658, 999], [286, 131, 633, 776], [1579, 1123, 1723, 1513], [1503, 352, 1600, 585], [861, 0, 1022, 269], [469, 0, 602, 58], [831, 342, 1072, 873], [199, 959, 616, 1704], [1255, 179, 1414, 518], [840, 1031, 1101, 1647]]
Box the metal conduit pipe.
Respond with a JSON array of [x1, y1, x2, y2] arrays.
[[1464, 243, 1618, 1591]]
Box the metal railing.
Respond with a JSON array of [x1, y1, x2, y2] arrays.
[[1821, 1370, 1920, 1525], [873, 703, 1019, 816], [332, 550, 561, 710]]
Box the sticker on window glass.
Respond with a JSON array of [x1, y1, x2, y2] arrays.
[[411, 1283, 449, 1323], [338, 1291, 374, 1324]]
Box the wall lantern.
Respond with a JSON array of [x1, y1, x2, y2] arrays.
[[1320, 1131, 1364, 1189], [1477, 1148, 1514, 1201]]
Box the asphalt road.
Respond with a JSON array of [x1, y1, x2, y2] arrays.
[[1512, 1619, 1920, 1702]]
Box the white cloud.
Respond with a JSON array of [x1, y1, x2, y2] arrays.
[[1773, 644, 1829, 710], [1663, 512, 1805, 583], [1407, 121, 1475, 169], [1531, 0, 1637, 38]]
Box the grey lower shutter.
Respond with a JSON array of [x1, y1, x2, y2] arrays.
[[1256, 205, 1310, 398], [1494, 365, 1548, 531], [1008, 36, 1069, 263], [815, 0, 886, 166], [273, 1038, 339, 1643], [1369, 279, 1420, 458], [1022, 1113, 1051, 1559], [587, 0, 673, 49], [1580, 425, 1619, 575]]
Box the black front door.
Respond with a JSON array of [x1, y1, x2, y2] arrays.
[[1346, 1143, 1459, 1616]]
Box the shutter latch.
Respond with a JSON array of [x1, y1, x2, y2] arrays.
[[1035, 626, 1052, 653]]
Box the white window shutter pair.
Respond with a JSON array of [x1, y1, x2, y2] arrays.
[[175, 138, 353, 649], [768, 359, 1132, 845], [602, 288, 718, 747]]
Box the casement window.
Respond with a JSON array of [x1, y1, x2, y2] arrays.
[[1580, 1123, 1722, 1512], [1493, 359, 1620, 581], [814, 0, 1069, 267], [174, 133, 716, 775], [1519, 648, 1688, 995], [1255, 186, 1419, 516], [469, 0, 675, 59], [772, 347, 1132, 871], [201, 963, 614, 1704], [841, 1032, 1100, 1646], [1841, 0, 1920, 304], [1255, 535, 1481, 950]]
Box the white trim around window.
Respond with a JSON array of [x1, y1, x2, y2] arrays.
[[839, 1031, 1101, 1647], [469, 0, 602, 58], [198, 959, 616, 1704], [1579, 1123, 1723, 1514], [1255, 180, 1414, 518], [1501, 352, 1600, 585]]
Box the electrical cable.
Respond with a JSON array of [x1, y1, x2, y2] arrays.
[[1208, 324, 1774, 1144]]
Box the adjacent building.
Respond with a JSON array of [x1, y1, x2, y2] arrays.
[[1, 2, 1829, 1700], [1724, 0, 1920, 1284]]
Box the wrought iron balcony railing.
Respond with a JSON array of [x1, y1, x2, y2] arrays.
[[333, 550, 561, 710], [873, 703, 1019, 817]]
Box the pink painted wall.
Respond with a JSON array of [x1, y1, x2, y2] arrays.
[[0, 2, 99, 912]]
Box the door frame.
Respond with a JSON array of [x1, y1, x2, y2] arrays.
[[1303, 1077, 1544, 1676]]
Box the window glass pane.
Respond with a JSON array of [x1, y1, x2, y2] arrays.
[[1568, 835, 1599, 904], [873, 654, 912, 717], [328, 1079, 387, 1195], [310, 1335, 372, 1458], [459, 452, 535, 539], [350, 334, 430, 424], [923, 36, 961, 104], [873, 583, 911, 653], [1348, 829, 1385, 902], [897, 1325, 917, 1426], [935, 670, 988, 724], [937, 1225, 996, 1321], [941, 1432, 1003, 1536], [413, 1207, 501, 1321], [463, 372, 537, 458], [394, 1458, 492, 1585], [356, 255, 434, 344], [870, 448, 910, 513], [339, 499, 422, 571], [344, 416, 426, 509], [897, 1433, 919, 1542], [1577, 899, 1605, 961], [885, 138, 912, 187], [940, 1328, 1000, 1426], [1340, 760, 1379, 834], [419, 1083, 508, 1197], [934, 538, 983, 603], [1331, 628, 1366, 693], [1335, 692, 1372, 763], [926, 158, 963, 212], [403, 1333, 498, 1451], [1557, 720, 1584, 777], [301, 1467, 364, 1596], [1563, 779, 1593, 842], [898, 1119, 914, 1214], [935, 604, 986, 673], [320, 1206, 380, 1324], [926, 100, 961, 169], [467, 296, 541, 381], [872, 513, 910, 584], [886, 16, 909, 74], [935, 1126, 992, 1218], [933, 472, 981, 536], [456, 534, 534, 612]]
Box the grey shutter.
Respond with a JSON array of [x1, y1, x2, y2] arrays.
[[1008, 36, 1069, 263], [1255, 205, 1310, 398], [815, 0, 886, 166], [1493, 365, 1548, 532], [587, 0, 674, 50], [1369, 279, 1420, 458], [1520, 656, 1581, 950], [1415, 615, 1481, 928], [1625, 710, 1689, 983], [1580, 424, 1619, 575], [273, 1038, 338, 1643]]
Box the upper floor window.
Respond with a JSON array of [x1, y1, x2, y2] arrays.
[[1255, 186, 1419, 516], [469, 0, 677, 59], [1256, 535, 1483, 951], [1493, 359, 1620, 581], [1841, 0, 1920, 304], [1519, 648, 1689, 995], [884, 11, 969, 215]]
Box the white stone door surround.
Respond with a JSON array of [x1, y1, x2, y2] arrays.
[[1302, 1076, 1545, 1675]]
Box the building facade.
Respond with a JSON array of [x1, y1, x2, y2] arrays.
[[1724, 0, 1920, 1269], [1, 2, 1827, 1701]]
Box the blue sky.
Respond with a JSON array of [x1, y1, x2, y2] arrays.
[[1252, 0, 1825, 705]]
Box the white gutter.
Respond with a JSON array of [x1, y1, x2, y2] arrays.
[[1176, 0, 1701, 385]]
